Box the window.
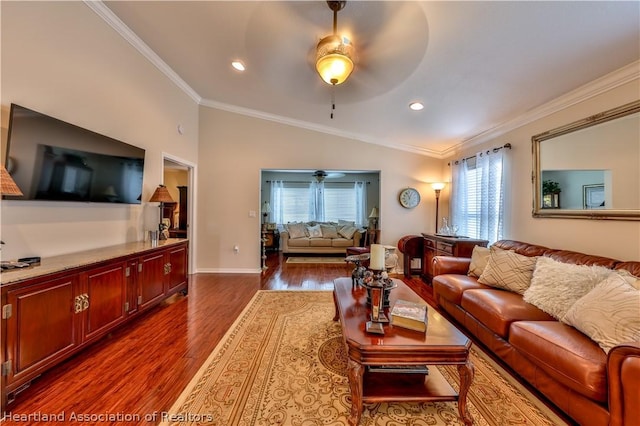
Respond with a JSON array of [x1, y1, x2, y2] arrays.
[[280, 183, 311, 223], [450, 149, 508, 244], [324, 184, 357, 223], [270, 180, 366, 226]]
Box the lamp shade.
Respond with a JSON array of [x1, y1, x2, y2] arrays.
[[0, 165, 23, 196], [148, 185, 174, 203], [368, 207, 379, 218], [431, 182, 446, 191], [316, 35, 354, 85], [261, 201, 271, 213]]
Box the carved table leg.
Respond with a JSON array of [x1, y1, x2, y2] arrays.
[[347, 359, 364, 426], [333, 291, 339, 321], [457, 359, 475, 426]]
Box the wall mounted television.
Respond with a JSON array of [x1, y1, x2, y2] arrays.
[[3, 104, 145, 204]]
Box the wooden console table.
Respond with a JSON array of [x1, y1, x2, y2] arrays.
[[421, 234, 488, 283], [333, 277, 474, 425], [0, 239, 188, 410]]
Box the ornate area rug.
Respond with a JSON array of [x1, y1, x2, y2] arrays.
[[161, 291, 567, 425], [285, 256, 347, 264]]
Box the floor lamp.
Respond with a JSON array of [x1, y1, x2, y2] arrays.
[[431, 183, 446, 232], [261, 202, 271, 271]]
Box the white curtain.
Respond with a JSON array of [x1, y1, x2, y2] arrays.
[[355, 181, 367, 227], [309, 181, 325, 222], [450, 160, 469, 236], [450, 148, 508, 244], [270, 180, 284, 224]]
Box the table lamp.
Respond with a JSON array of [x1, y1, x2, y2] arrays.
[[1, 165, 23, 197], [149, 185, 175, 239], [368, 207, 379, 229]]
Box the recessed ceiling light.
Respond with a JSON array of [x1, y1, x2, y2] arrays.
[[409, 102, 424, 111], [231, 60, 245, 71]]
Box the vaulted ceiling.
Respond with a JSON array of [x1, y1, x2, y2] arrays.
[[100, 1, 640, 158]]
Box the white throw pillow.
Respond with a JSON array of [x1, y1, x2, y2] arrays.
[[563, 273, 640, 353], [523, 256, 613, 321], [338, 220, 355, 228], [306, 224, 322, 238], [320, 224, 339, 239], [338, 225, 357, 239], [286, 222, 307, 239], [477, 246, 537, 295], [468, 245, 492, 278], [615, 269, 640, 290]]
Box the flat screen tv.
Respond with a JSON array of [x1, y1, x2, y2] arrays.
[[3, 104, 145, 204]]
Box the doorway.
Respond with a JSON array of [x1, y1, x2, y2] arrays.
[[163, 154, 196, 274]]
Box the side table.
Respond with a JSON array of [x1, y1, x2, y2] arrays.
[[262, 229, 280, 252], [421, 233, 488, 283]]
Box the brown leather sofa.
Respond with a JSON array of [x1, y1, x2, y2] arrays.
[[431, 240, 640, 426]]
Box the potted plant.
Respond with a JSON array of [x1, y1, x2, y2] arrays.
[[542, 180, 561, 208], [542, 180, 561, 195]]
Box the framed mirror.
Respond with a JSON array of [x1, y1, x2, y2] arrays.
[[532, 100, 640, 220]]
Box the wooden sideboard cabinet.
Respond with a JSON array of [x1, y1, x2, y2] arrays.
[[0, 239, 188, 409], [421, 233, 488, 283]]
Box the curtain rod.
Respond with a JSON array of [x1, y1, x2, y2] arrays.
[[448, 143, 511, 166]]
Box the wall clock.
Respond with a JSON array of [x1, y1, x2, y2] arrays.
[[399, 188, 420, 209]]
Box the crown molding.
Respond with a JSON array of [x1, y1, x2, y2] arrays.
[[87, 1, 637, 160], [84, 1, 201, 104], [443, 60, 640, 158], [199, 98, 443, 158]]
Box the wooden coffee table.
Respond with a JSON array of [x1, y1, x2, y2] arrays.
[[333, 277, 474, 425]]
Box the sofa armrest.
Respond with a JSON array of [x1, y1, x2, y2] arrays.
[[608, 341, 640, 426], [280, 230, 290, 253], [432, 256, 471, 276], [353, 230, 363, 246]]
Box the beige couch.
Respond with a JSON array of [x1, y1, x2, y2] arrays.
[[280, 221, 363, 254]]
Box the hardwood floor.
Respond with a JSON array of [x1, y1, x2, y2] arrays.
[[1, 253, 429, 424], [3, 252, 568, 425]]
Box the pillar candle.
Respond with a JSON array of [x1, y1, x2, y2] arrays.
[[370, 244, 385, 270]]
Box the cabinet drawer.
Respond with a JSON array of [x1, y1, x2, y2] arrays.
[[436, 242, 453, 254], [424, 238, 435, 248]]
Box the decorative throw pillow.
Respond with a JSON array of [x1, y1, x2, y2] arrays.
[[615, 269, 640, 290], [338, 225, 357, 239], [478, 246, 537, 294], [523, 256, 613, 321], [286, 222, 307, 239], [320, 224, 339, 239], [338, 220, 355, 228], [468, 245, 492, 278], [562, 273, 640, 353], [306, 224, 322, 238]]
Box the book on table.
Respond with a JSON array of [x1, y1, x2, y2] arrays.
[[390, 299, 427, 332]]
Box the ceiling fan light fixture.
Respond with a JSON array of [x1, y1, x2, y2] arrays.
[[315, 1, 355, 86], [231, 60, 245, 71], [316, 35, 354, 85]]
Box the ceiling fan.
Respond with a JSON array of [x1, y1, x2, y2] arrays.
[[244, 2, 429, 105], [313, 170, 346, 182]]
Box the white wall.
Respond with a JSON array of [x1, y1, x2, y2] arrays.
[[2, 1, 636, 269], [445, 79, 640, 261], [197, 107, 444, 272], [1, 2, 199, 260]]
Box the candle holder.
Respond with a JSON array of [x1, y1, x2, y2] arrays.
[[362, 269, 395, 320]]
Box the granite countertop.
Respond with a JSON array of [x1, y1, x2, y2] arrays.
[[0, 238, 188, 286]]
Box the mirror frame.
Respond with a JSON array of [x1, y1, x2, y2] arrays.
[[532, 100, 640, 220]]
